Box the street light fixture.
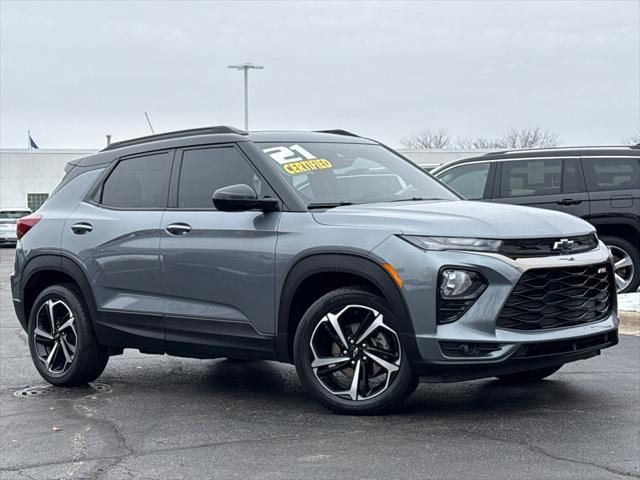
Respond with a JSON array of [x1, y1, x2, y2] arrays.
[[228, 62, 264, 130]]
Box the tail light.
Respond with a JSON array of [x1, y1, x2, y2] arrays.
[[16, 214, 42, 240]]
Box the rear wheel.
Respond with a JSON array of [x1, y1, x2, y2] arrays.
[[28, 285, 109, 386], [601, 235, 639, 293], [496, 365, 562, 383], [294, 287, 418, 414]]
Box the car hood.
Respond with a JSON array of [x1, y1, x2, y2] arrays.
[[312, 200, 594, 239]]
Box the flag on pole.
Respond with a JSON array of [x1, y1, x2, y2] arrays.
[[28, 131, 39, 149]]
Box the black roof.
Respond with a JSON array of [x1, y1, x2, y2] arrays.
[[432, 145, 640, 173], [102, 126, 248, 151], [73, 126, 376, 167]]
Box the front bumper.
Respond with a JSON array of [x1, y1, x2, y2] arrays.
[[370, 237, 619, 377]]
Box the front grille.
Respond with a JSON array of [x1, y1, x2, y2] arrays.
[[496, 263, 613, 330], [513, 331, 618, 358], [500, 233, 598, 258]]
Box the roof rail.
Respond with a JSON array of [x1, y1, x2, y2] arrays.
[[102, 126, 248, 152], [315, 129, 360, 138], [484, 145, 635, 155]]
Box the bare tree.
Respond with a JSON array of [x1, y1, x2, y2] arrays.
[[400, 129, 452, 149], [454, 136, 503, 149], [499, 127, 560, 149], [402, 126, 560, 149], [622, 130, 640, 145]]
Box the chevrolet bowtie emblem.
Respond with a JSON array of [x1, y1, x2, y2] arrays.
[[552, 238, 575, 252]]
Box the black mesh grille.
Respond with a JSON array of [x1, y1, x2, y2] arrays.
[[497, 263, 613, 330], [500, 233, 598, 258]]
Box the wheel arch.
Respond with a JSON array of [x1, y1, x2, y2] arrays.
[[20, 254, 98, 331], [589, 217, 640, 249], [275, 253, 418, 363]]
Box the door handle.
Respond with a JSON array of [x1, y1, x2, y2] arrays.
[[556, 198, 582, 206], [165, 223, 192, 235], [71, 222, 93, 234]]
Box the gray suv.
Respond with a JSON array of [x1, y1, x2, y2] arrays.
[[10, 127, 619, 414]]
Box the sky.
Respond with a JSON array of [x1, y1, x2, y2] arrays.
[[1, 0, 639, 149]]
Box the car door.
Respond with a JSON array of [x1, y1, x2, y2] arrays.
[[434, 161, 495, 201], [492, 157, 590, 219], [61, 150, 173, 351], [160, 144, 281, 358]]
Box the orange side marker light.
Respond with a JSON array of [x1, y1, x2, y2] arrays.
[[383, 263, 404, 289]]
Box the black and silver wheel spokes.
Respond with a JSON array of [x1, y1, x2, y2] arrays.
[[309, 305, 401, 401], [609, 246, 635, 292], [33, 299, 77, 374]]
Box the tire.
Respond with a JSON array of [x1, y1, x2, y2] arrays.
[[600, 235, 639, 293], [496, 365, 562, 383], [28, 284, 109, 387], [293, 287, 418, 415]]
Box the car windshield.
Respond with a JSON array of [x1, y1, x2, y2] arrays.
[[0, 210, 30, 219], [260, 142, 458, 207]]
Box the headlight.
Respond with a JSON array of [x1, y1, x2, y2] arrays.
[[401, 235, 502, 253]]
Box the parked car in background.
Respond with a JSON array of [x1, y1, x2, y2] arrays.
[[432, 146, 640, 293], [0, 207, 32, 245]]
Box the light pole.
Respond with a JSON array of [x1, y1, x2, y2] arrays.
[[228, 62, 264, 130]]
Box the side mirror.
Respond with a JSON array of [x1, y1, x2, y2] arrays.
[[212, 184, 279, 212]]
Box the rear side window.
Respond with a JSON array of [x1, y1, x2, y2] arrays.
[[500, 159, 562, 197], [177, 146, 268, 209], [101, 152, 172, 208], [438, 162, 490, 200], [582, 157, 640, 191]]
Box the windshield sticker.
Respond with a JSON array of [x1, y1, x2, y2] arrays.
[[263, 144, 333, 175]]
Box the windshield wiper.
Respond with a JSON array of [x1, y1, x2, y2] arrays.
[[307, 201, 355, 210], [385, 197, 446, 203]]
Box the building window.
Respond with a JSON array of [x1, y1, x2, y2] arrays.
[[27, 193, 49, 211]]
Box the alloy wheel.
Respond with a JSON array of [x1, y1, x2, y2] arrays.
[[32, 299, 77, 374], [309, 304, 401, 401], [608, 245, 635, 292]]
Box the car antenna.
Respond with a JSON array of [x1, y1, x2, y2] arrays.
[[144, 112, 155, 135]]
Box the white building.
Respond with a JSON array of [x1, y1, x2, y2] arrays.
[[0, 149, 96, 209], [0, 147, 491, 210]]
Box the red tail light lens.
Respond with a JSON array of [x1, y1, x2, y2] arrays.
[[16, 214, 42, 240]]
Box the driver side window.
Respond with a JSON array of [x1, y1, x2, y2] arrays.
[[439, 163, 490, 200], [177, 146, 269, 209]]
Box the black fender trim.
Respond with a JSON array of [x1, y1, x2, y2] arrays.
[[275, 253, 419, 364], [587, 215, 640, 238], [19, 254, 98, 330]]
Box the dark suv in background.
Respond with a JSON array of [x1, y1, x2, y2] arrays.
[[433, 146, 640, 293]]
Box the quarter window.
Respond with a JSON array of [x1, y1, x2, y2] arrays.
[[101, 152, 172, 208], [177, 147, 267, 209], [438, 163, 490, 200], [500, 159, 562, 197], [582, 158, 640, 191]]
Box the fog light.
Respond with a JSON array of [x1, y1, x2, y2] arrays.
[[437, 268, 487, 324], [440, 269, 484, 298]]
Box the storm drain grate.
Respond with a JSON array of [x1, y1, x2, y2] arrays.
[[13, 382, 111, 399]]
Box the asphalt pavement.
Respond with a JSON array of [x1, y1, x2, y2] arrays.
[[1, 246, 639, 480]]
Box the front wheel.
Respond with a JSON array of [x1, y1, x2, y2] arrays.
[[28, 284, 109, 386], [496, 365, 563, 383], [294, 287, 418, 414], [601, 235, 639, 293]]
